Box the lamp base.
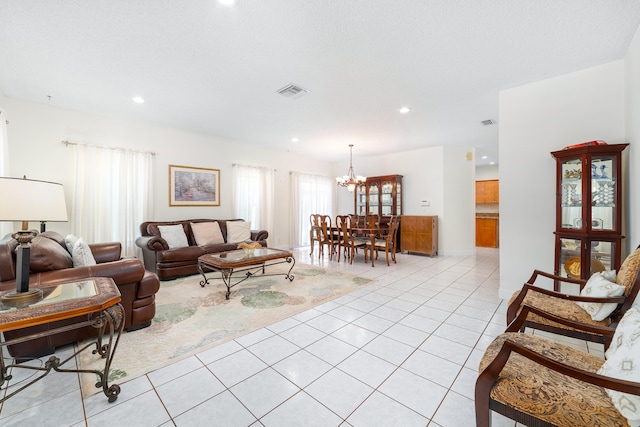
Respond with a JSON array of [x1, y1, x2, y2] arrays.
[[1, 288, 43, 306]]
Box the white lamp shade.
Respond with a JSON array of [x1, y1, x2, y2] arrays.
[[0, 177, 68, 222]]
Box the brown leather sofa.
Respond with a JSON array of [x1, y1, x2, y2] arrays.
[[0, 231, 160, 359], [136, 219, 269, 280]]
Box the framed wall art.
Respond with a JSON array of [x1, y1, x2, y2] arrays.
[[169, 165, 220, 206]]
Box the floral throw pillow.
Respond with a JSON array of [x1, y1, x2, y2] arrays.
[[575, 272, 625, 321], [598, 307, 640, 426]]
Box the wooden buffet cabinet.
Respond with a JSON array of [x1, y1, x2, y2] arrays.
[[401, 216, 438, 257]]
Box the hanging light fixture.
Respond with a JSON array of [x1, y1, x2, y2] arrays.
[[336, 144, 366, 192]]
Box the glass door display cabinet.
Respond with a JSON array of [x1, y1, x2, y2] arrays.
[[354, 175, 403, 221], [551, 143, 628, 281]]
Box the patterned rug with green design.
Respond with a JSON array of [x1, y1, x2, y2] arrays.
[[79, 263, 372, 397]]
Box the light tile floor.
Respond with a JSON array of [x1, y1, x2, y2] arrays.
[[0, 247, 602, 426]]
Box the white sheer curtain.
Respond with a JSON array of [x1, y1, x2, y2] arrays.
[[0, 110, 12, 238], [289, 172, 335, 248], [231, 164, 274, 240], [70, 144, 154, 257]]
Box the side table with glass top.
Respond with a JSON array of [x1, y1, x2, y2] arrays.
[[0, 277, 124, 402]]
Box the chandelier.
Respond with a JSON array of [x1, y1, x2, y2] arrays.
[[336, 144, 366, 192]]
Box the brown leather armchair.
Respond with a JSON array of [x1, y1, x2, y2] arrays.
[[0, 231, 160, 359]]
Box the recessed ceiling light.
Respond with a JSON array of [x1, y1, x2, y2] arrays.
[[219, 0, 237, 6], [291, 137, 299, 143], [489, 162, 495, 165], [132, 96, 144, 104], [399, 107, 411, 114], [481, 156, 488, 159]]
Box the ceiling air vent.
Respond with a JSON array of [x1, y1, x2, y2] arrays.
[[481, 119, 496, 126], [277, 84, 309, 99]]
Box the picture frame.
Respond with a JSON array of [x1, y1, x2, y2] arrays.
[[169, 165, 220, 206]]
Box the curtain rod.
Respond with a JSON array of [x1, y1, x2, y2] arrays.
[[289, 170, 331, 179], [61, 140, 156, 156], [232, 163, 276, 172]]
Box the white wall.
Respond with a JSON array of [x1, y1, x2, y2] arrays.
[[2, 97, 335, 248], [626, 25, 640, 251], [335, 145, 475, 254], [476, 165, 499, 180], [442, 146, 476, 255], [499, 60, 626, 299]]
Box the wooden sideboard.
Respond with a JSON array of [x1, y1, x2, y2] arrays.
[[401, 215, 438, 257]]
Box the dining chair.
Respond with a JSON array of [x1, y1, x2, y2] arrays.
[[308, 214, 321, 256], [317, 215, 335, 260], [335, 215, 368, 264], [506, 245, 640, 349], [364, 215, 399, 266]]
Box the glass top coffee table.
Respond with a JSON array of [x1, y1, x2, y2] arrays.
[[197, 248, 295, 299]]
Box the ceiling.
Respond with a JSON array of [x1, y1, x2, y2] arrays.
[[1, 1, 640, 166]]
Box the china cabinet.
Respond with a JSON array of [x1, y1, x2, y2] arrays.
[[354, 175, 403, 218], [551, 143, 628, 280]]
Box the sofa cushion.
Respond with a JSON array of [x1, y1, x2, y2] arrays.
[[28, 234, 73, 272], [575, 272, 625, 321], [191, 222, 224, 245], [158, 224, 189, 249], [226, 221, 251, 243], [597, 307, 640, 426], [71, 237, 97, 267]]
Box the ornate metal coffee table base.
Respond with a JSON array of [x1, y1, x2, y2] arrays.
[[0, 302, 125, 403], [198, 249, 296, 300]]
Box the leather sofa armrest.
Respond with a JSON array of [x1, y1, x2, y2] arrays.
[[136, 235, 169, 251], [251, 230, 269, 241], [89, 242, 122, 263], [27, 258, 146, 287]]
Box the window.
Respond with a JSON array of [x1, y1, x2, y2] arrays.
[[232, 164, 274, 237], [70, 143, 154, 257], [290, 172, 334, 248]]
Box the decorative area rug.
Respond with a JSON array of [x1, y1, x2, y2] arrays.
[[79, 264, 372, 397]]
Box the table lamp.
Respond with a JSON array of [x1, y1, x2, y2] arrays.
[[0, 177, 68, 305]]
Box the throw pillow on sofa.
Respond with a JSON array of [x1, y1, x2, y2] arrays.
[[65, 234, 97, 267], [191, 222, 224, 245], [226, 221, 251, 243], [71, 237, 97, 267], [158, 224, 189, 249]]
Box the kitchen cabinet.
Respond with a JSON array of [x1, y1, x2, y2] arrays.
[[476, 217, 499, 248], [476, 180, 499, 204], [401, 215, 438, 257]]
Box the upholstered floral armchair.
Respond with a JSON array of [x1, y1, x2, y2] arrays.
[[476, 306, 640, 427], [506, 245, 640, 349]]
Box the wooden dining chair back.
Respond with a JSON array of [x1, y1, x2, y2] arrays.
[[506, 245, 640, 349], [365, 215, 399, 266], [335, 215, 367, 264], [308, 214, 322, 256], [317, 215, 334, 260]]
